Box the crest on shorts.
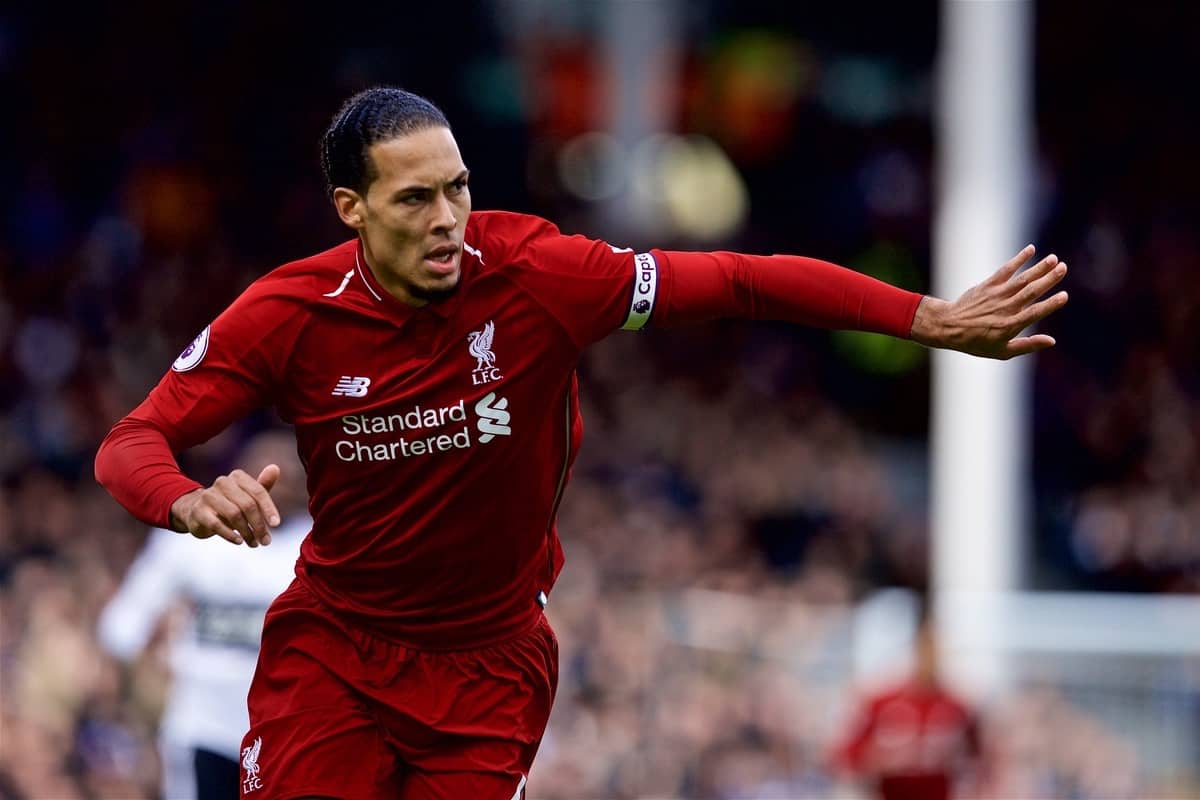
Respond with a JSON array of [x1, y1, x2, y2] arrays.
[[172, 325, 210, 372], [241, 736, 263, 793]]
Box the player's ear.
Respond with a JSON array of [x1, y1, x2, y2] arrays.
[[332, 187, 366, 230]]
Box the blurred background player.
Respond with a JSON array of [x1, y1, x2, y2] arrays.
[[97, 431, 308, 800], [830, 608, 986, 800]]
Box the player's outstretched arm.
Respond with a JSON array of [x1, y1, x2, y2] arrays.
[[169, 464, 281, 548], [908, 245, 1068, 359]]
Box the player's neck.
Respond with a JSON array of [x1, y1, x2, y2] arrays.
[[359, 238, 428, 308]]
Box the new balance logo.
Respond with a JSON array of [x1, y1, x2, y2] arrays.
[[332, 376, 372, 397], [475, 392, 511, 443]]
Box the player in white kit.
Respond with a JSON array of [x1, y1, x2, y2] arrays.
[[98, 431, 308, 800]]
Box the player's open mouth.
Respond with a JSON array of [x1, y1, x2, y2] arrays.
[[423, 244, 459, 275]]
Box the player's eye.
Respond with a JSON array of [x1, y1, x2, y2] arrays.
[[399, 192, 427, 206], [447, 177, 469, 195]]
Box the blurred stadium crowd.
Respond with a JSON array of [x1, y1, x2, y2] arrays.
[[0, 2, 1196, 798]]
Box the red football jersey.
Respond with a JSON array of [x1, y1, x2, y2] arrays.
[[97, 210, 921, 648], [833, 680, 983, 800]]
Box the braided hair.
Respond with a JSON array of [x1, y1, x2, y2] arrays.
[[320, 87, 450, 197]]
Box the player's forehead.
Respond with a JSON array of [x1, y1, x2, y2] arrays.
[[366, 127, 466, 190]]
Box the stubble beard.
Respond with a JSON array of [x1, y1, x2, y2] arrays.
[[408, 276, 461, 305]]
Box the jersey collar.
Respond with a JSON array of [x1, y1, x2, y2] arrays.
[[353, 240, 464, 321]]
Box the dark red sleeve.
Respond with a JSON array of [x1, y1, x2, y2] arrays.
[[472, 211, 922, 343], [94, 401, 205, 529], [654, 250, 923, 337], [94, 276, 306, 529]]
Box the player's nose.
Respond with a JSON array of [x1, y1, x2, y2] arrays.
[[432, 194, 457, 231]]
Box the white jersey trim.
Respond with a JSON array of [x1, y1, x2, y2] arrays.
[[323, 269, 354, 298], [621, 252, 658, 331], [355, 251, 384, 302]]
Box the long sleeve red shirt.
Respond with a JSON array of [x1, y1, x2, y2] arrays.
[[95, 210, 921, 648]]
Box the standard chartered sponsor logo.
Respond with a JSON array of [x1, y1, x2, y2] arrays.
[[475, 392, 511, 443], [335, 395, 511, 462], [341, 400, 467, 434]]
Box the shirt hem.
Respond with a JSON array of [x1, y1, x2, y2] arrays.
[[292, 567, 544, 654]]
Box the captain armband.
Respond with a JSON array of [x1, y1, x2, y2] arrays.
[[621, 252, 658, 331]]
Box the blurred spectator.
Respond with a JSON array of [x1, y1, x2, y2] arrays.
[[828, 615, 985, 800]]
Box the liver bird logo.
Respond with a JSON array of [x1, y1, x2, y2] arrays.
[[467, 321, 497, 371], [242, 736, 262, 778]]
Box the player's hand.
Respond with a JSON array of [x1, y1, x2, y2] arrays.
[[168, 465, 282, 547], [909, 245, 1068, 359]]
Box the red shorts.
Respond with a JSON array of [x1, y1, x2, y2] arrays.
[[239, 579, 558, 800]]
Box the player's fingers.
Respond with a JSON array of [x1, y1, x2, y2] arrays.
[[1004, 333, 1057, 358], [254, 465, 283, 530], [210, 479, 264, 547], [1013, 261, 1067, 307], [257, 463, 280, 492], [1015, 290, 1069, 329], [232, 469, 279, 544], [1010, 253, 1059, 291], [192, 506, 244, 545], [225, 472, 272, 542], [988, 244, 1035, 286]]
